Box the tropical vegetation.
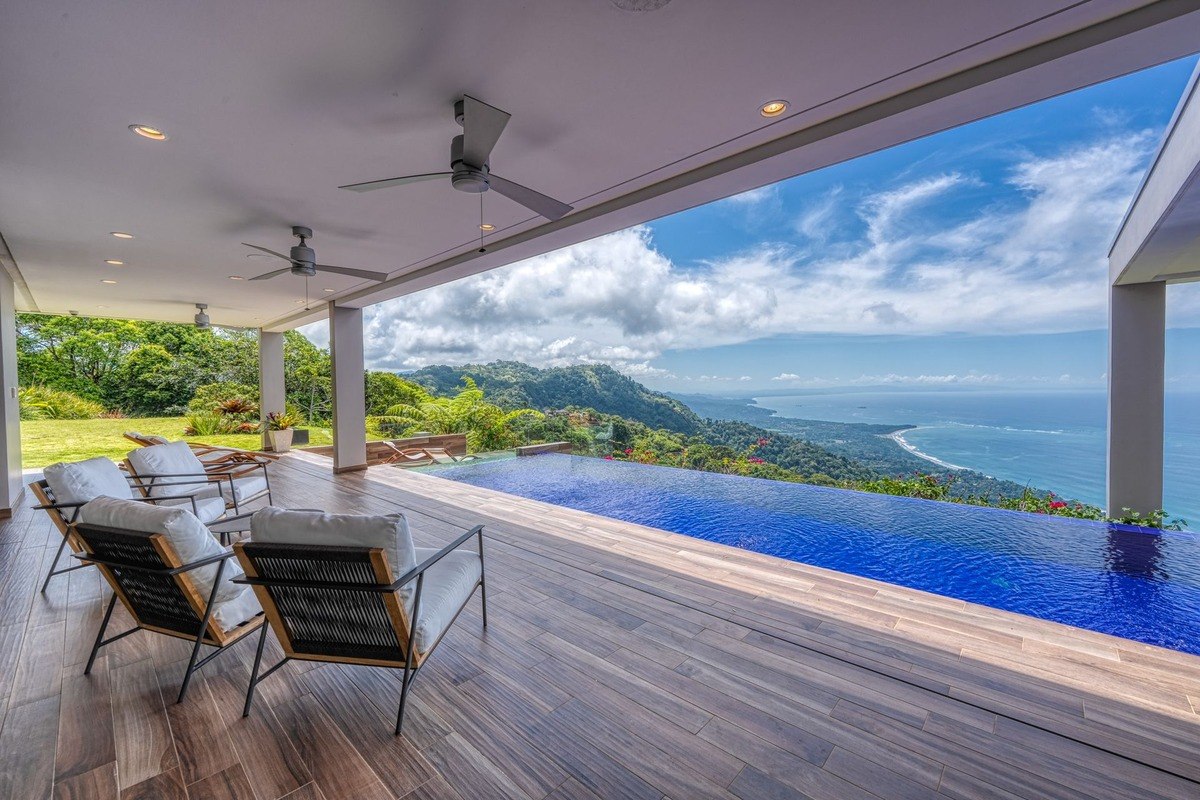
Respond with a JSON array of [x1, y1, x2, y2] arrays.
[[15, 313, 1184, 529]]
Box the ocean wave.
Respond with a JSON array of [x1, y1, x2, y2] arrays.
[[938, 421, 1071, 436], [888, 430, 969, 471]]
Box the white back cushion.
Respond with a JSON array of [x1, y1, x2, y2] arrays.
[[78, 496, 245, 602], [43, 457, 135, 506], [127, 441, 209, 497], [250, 507, 417, 581]]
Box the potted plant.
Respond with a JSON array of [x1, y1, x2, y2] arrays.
[[262, 412, 301, 453]]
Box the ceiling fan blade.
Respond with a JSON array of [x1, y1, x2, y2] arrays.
[[249, 267, 293, 281], [338, 172, 451, 193], [315, 264, 389, 282], [487, 173, 573, 221], [461, 95, 510, 167], [242, 243, 292, 262]]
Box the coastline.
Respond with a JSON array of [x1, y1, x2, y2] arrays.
[[887, 428, 969, 472]]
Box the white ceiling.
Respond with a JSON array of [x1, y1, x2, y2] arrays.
[[2, 1, 1199, 329]]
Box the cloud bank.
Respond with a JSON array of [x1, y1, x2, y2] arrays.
[[305, 131, 1179, 379]]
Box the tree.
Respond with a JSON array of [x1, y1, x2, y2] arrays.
[[365, 371, 430, 415], [283, 330, 332, 424], [378, 378, 542, 452], [101, 344, 192, 414]]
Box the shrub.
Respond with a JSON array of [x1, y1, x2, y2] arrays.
[[216, 397, 258, 417], [183, 413, 238, 436], [18, 386, 106, 420], [187, 382, 259, 414]]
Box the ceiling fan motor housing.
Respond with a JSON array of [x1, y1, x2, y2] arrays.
[[450, 135, 489, 193]]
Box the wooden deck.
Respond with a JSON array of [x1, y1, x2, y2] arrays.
[[2, 452, 1199, 799]]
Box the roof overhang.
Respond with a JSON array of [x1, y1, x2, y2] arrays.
[[3, 1, 1200, 331], [1110, 59, 1200, 284]]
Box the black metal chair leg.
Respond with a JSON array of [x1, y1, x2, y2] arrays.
[[177, 561, 225, 703], [41, 534, 73, 594], [478, 528, 487, 628], [85, 593, 118, 675], [395, 662, 415, 735], [243, 624, 269, 717]]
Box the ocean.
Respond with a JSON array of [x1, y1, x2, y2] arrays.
[[752, 389, 1200, 526]]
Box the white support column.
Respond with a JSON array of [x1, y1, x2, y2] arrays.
[[329, 304, 367, 472], [0, 271, 20, 515], [258, 330, 285, 451], [1106, 282, 1166, 516]]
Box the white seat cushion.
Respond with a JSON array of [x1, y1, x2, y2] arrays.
[[410, 546, 482, 653], [159, 495, 227, 524], [43, 457, 136, 505], [78, 497, 259, 632], [219, 475, 269, 505], [126, 441, 213, 498]]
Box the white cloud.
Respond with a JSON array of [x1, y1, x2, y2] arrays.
[[723, 185, 778, 206], [339, 131, 1171, 376]]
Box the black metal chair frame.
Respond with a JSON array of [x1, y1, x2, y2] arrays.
[[73, 522, 263, 702], [125, 460, 273, 515], [30, 476, 247, 594], [236, 523, 486, 735]]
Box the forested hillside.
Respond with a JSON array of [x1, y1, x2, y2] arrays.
[[410, 361, 703, 433]]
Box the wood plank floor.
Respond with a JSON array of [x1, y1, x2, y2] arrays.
[[2, 451, 1199, 799]]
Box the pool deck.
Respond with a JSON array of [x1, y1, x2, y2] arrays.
[[2, 451, 1199, 799]]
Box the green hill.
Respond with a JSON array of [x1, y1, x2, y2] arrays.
[[408, 361, 704, 434]]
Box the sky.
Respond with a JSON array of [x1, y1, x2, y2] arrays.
[[304, 55, 1200, 394]]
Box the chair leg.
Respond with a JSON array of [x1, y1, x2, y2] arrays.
[[243, 624, 269, 717], [395, 662, 415, 736], [85, 593, 118, 675], [40, 534, 73, 594], [178, 561, 225, 703], [479, 579, 488, 629]]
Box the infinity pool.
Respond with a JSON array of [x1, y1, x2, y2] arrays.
[[429, 454, 1200, 654]]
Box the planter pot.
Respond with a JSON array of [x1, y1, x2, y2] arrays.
[[267, 428, 294, 453]]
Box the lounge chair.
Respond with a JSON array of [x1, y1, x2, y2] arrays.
[[380, 443, 477, 467], [31, 456, 250, 593], [73, 497, 264, 701], [234, 507, 486, 735], [124, 440, 273, 515], [124, 431, 279, 470]]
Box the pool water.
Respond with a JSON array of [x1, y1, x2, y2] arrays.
[[430, 454, 1200, 654]]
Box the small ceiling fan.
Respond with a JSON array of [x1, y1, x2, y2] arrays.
[[338, 95, 574, 221], [242, 226, 389, 282]]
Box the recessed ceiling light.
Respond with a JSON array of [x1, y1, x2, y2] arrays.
[[228, 275, 245, 280], [322, 288, 335, 293], [129, 124, 168, 140], [479, 223, 496, 231], [100, 279, 117, 285], [96, 305, 108, 309], [110, 231, 135, 239], [104, 259, 124, 266], [759, 100, 788, 118], [294, 299, 305, 304]]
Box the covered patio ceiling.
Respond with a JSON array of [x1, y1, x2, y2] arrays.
[[2, 1, 1200, 331]]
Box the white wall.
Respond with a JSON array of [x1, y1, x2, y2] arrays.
[[0, 271, 21, 513]]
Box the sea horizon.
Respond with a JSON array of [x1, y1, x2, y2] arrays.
[[744, 387, 1199, 526]]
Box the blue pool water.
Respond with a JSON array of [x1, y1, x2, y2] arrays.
[[431, 454, 1200, 654]]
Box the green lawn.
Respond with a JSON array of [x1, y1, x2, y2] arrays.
[[21, 417, 333, 468]]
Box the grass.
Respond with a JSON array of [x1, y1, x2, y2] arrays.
[[21, 417, 334, 468]]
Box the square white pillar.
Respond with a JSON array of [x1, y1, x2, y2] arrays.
[[1106, 282, 1165, 516], [329, 304, 367, 472], [0, 270, 20, 515], [258, 330, 285, 451]]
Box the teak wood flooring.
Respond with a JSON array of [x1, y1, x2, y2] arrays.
[[2, 451, 1198, 799]]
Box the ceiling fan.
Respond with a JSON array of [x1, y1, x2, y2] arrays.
[[242, 226, 389, 282], [338, 95, 574, 221]]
